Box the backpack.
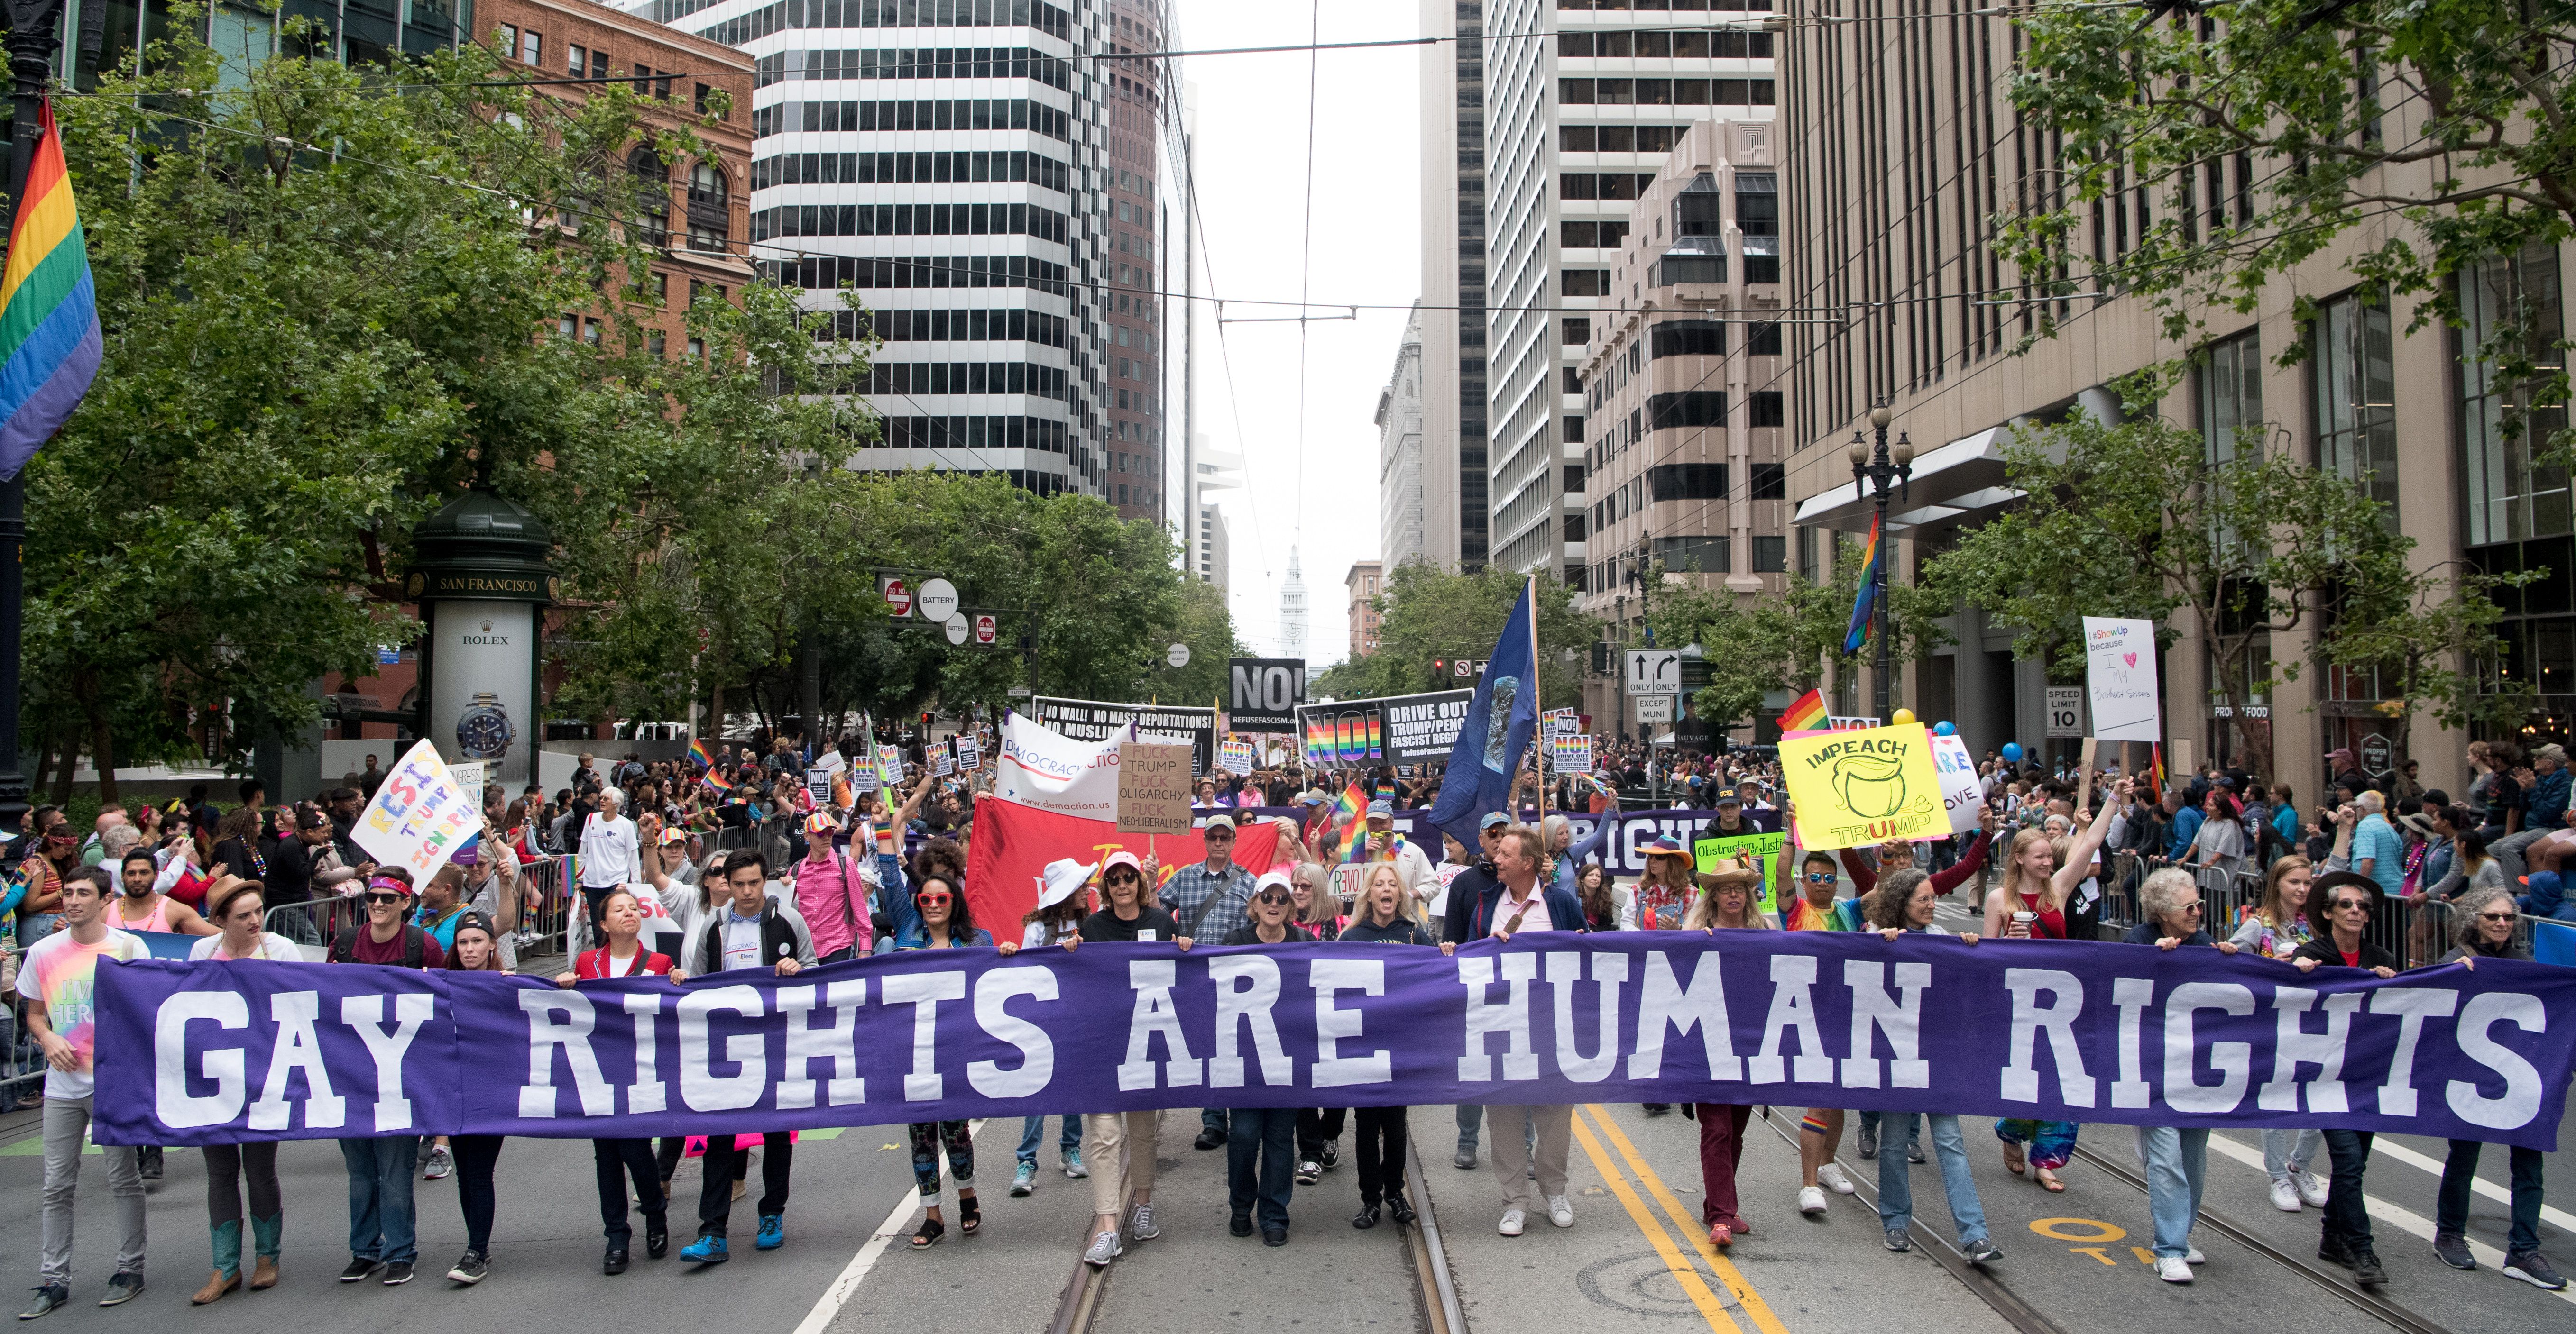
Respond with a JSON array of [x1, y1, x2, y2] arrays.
[[331, 923, 427, 969]]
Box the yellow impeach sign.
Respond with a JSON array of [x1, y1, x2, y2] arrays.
[[1780, 722, 1947, 850]]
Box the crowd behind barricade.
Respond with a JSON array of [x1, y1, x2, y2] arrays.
[[0, 723, 2565, 1318]]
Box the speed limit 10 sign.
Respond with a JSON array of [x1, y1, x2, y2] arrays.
[[2045, 686, 2083, 738]]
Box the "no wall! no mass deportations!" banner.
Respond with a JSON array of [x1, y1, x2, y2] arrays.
[[91, 935, 2572, 1150]]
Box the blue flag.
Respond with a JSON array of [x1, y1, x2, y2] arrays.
[[1429, 581, 1540, 848]]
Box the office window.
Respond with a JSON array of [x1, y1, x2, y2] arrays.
[[1597, 125, 1634, 152], [583, 317, 603, 345], [1562, 220, 1597, 248], [590, 49, 608, 80], [2312, 290, 2398, 510], [1675, 173, 1720, 238], [568, 44, 586, 75], [2463, 244, 2570, 545], [1747, 321, 1782, 356], [1654, 535, 1729, 573], [1562, 269, 1610, 297], [1656, 253, 1724, 285], [520, 28, 541, 66], [1648, 391, 1726, 429], [1564, 463, 1586, 493], [1796, 525, 1817, 579], [2198, 328, 2264, 465], [1647, 463, 1727, 500], [1749, 392, 1785, 428], [1749, 462, 1785, 498], [1561, 317, 1590, 346], [647, 332, 666, 359], [1751, 535, 1787, 573], [1735, 173, 1779, 236], [1560, 126, 1595, 152], [1652, 320, 1724, 358]]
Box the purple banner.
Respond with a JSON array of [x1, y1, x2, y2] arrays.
[[92, 935, 2574, 1150]]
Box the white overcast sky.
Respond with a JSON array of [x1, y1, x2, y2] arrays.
[[1174, 0, 1421, 668]]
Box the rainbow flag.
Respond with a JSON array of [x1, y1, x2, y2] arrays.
[[1330, 781, 1370, 864], [0, 99, 100, 477], [1777, 687, 1826, 733], [1841, 512, 1881, 656], [2150, 742, 2166, 795], [689, 738, 718, 769]]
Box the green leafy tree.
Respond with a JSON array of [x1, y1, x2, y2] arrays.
[[1919, 416, 2532, 774], [1644, 552, 1946, 734], [2006, 0, 2575, 463], [27, 32, 865, 796], [1311, 562, 1596, 709]]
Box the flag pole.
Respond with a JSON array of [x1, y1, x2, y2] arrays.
[[0, 2, 64, 832], [1528, 575, 1547, 850]]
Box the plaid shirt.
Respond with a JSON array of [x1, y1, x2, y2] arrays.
[[1163, 860, 1257, 941]]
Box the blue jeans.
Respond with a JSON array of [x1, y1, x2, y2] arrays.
[[339, 1136, 418, 1264], [2135, 1126, 2208, 1258], [1017, 1115, 1081, 1166], [2263, 1127, 2321, 1182], [1857, 1108, 1920, 1152], [1875, 1113, 1987, 1247], [1227, 1108, 1297, 1231], [2438, 1140, 2546, 1256]]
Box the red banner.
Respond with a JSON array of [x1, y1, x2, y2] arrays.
[[960, 794, 1288, 935]]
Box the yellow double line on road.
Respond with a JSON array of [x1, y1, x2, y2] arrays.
[[1569, 1104, 1794, 1334]]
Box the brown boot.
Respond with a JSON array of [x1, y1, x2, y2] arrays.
[[249, 1255, 279, 1290], [191, 1271, 240, 1306]]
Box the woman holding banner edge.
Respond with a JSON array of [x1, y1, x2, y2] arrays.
[[1985, 777, 2131, 1194], [1683, 855, 1771, 1250]]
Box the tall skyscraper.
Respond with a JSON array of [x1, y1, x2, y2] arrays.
[[1415, 0, 1487, 572], [634, 0, 1190, 526], [1278, 546, 1308, 661], [1472, 1, 1777, 585], [1377, 302, 1426, 570]]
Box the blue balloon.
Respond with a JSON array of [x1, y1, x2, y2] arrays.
[[1934, 721, 1957, 737], [2000, 742, 2024, 762]]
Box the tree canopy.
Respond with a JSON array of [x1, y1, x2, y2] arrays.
[[1311, 563, 1595, 709]]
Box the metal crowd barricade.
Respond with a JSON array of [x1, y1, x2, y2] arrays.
[[2097, 850, 2147, 935], [2405, 895, 2539, 967], [261, 895, 366, 948]]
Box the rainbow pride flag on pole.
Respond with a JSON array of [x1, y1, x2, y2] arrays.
[[1840, 512, 1882, 656], [0, 99, 100, 478], [1329, 781, 1370, 864], [1777, 688, 1826, 733], [689, 738, 719, 769]]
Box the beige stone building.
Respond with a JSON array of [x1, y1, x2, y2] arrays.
[[1575, 119, 1793, 741], [1777, 18, 2569, 798]]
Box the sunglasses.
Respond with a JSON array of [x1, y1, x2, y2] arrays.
[[2476, 911, 2518, 923], [1203, 832, 1235, 842], [1802, 872, 1834, 884], [1255, 892, 1292, 906], [917, 891, 953, 906], [1104, 871, 1141, 885], [2330, 897, 2372, 912], [363, 892, 407, 905], [2176, 902, 2203, 913]]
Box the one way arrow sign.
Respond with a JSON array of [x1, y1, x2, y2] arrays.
[[1626, 649, 1681, 695]]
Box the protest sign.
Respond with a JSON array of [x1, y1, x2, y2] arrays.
[[876, 744, 905, 786], [350, 739, 479, 879], [2083, 616, 2162, 741], [962, 794, 1283, 933], [956, 735, 981, 770], [1218, 737, 1255, 775], [1297, 689, 1475, 766], [1549, 732, 1592, 774], [1694, 830, 1785, 913], [1032, 696, 1215, 776], [1931, 733, 1983, 835], [805, 768, 834, 807], [994, 711, 1130, 820], [448, 762, 484, 803], [98, 935, 2576, 1151], [1116, 743, 1195, 835], [933, 749, 955, 777], [1781, 723, 1946, 850], [1228, 658, 1308, 730]]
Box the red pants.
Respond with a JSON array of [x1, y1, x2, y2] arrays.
[[1695, 1103, 1753, 1227]]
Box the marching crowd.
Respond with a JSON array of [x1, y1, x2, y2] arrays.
[[3, 726, 2567, 1319]]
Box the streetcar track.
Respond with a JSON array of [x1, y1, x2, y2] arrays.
[[1044, 1118, 1466, 1334], [1750, 1105, 2465, 1334]]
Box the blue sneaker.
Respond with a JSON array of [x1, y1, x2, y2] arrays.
[[755, 1215, 785, 1251], [679, 1235, 729, 1264]]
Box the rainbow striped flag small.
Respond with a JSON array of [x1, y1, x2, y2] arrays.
[[689, 738, 718, 769], [1841, 513, 1882, 656], [1331, 781, 1370, 864], [0, 98, 100, 477], [1777, 688, 1827, 733]]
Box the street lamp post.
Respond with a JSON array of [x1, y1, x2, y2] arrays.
[[1625, 535, 1656, 802], [0, 0, 65, 832], [1848, 403, 1914, 725]]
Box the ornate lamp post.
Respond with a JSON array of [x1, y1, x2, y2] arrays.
[[0, 0, 66, 831], [1847, 403, 1914, 724]]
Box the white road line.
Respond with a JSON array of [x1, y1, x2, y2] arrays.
[[2203, 1130, 2576, 1305], [2343, 1134, 2576, 1236], [791, 1117, 990, 1334]]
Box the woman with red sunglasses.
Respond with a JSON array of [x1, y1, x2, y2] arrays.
[[888, 871, 991, 1248]]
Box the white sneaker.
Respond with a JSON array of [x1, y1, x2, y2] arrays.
[[1817, 1163, 1857, 1196], [1547, 1195, 1574, 1228], [1129, 1202, 1160, 1242], [2270, 1178, 2302, 1212], [1083, 1229, 1122, 1268], [1499, 1208, 1526, 1237], [1799, 1185, 1830, 1215], [2185, 1247, 2206, 1265], [2296, 1171, 2330, 1208], [2157, 1256, 2193, 1284]]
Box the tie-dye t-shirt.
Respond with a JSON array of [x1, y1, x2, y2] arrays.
[[22, 927, 146, 1099]]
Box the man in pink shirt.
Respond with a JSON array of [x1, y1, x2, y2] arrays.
[[791, 813, 874, 963]]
